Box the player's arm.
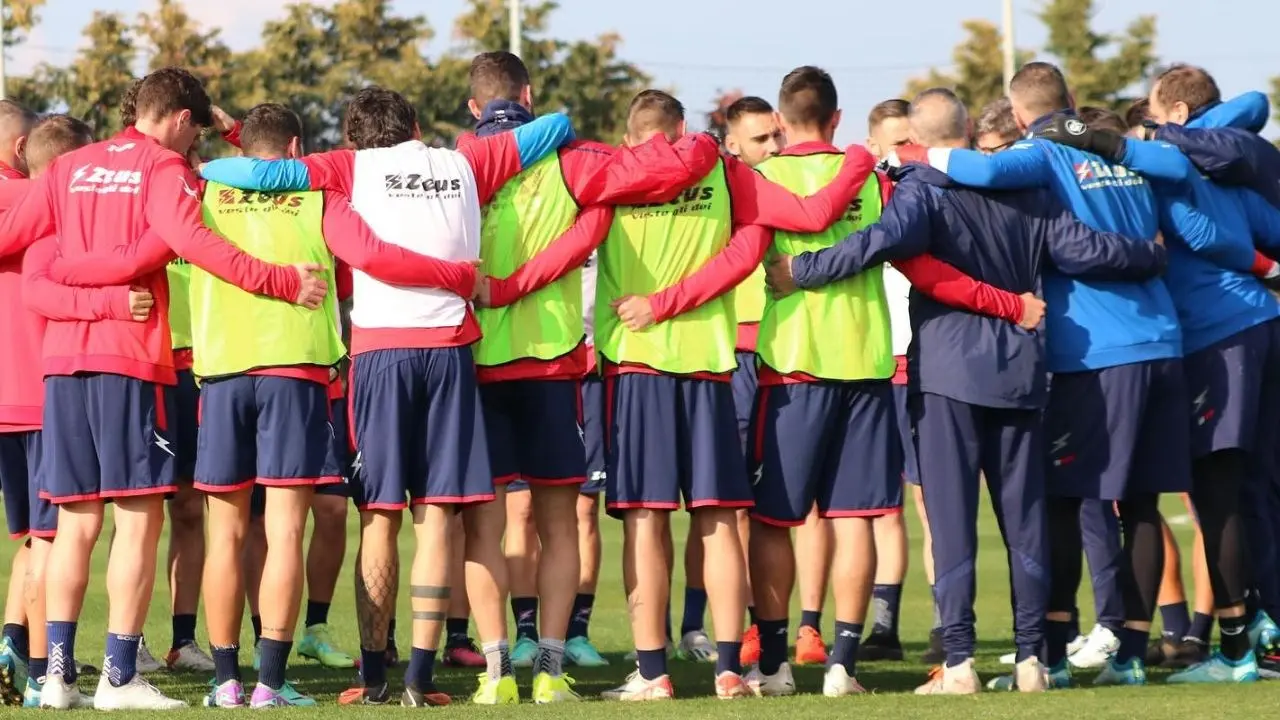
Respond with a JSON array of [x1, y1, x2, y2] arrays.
[[320, 190, 477, 297], [488, 205, 613, 308], [1153, 190, 1259, 275], [561, 134, 721, 206], [923, 143, 1054, 190], [458, 113, 575, 204], [1240, 189, 1280, 256], [0, 172, 55, 259], [22, 237, 134, 321], [893, 255, 1025, 324], [199, 149, 355, 195], [791, 182, 933, 288], [148, 159, 304, 302], [48, 229, 175, 286], [1040, 192, 1167, 281], [726, 147, 878, 232], [648, 224, 772, 322]]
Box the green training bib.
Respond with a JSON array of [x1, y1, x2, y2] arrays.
[[167, 259, 192, 350]]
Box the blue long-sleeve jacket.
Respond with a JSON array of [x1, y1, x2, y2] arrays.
[[1153, 92, 1280, 209], [792, 164, 1165, 409], [930, 112, 1182, 372]]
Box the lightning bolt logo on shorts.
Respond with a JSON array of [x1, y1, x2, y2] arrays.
[[1050, 433, 1073, 467], [153, 431, 175, 457], [1193, 387, 1213, 425], [752, 465, 763, 486], [351, 451, 364, 476]]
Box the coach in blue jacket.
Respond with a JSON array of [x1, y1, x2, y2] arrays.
[[766, 87, 1166, 695]]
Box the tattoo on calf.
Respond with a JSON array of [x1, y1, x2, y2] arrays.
[[354, 549, 400, 651]]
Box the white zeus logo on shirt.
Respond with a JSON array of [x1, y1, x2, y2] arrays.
[[153, 431, 175, 457], [1064, 119, 1087, 136], [70, 165, 143, 195], [106, 142, 137, 153]]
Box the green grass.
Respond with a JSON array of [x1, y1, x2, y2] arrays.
[[3, 494, 1275, 717]]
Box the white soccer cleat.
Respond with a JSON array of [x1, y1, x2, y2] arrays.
[[93, 673, 187, 710], [822, 664, 867, 697], [135, 639, 165, 674], [165, 642, 216, 672], [599, 670, 674, 702], [1014, 656, 1049, 693], [999, 651, 1017, 665], [745, 661, 795, 697], [1068, 625, 1119, 669], [915, 658, 981, 695], [40, 676, 93, 709], [1066, 632, 1089, 657], [677, 630, 718, 663]]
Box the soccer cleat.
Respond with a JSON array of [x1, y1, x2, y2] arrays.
[[136, 639, 165, 674], [203, 679, 247, 708], [22, 676, 42, 708], [1066, 632, 1089, 657], [921, 628, 946, 665], [249, 681, 316, 708], [999, 651, 1016, 665], [252, 642, 262, 672], [0, 636, 26, 705], [600, 670, 674, 701], [857, 632, 903, 662], [402, 685, 452, 707], [1166, 638, 1209, 668], [1248, 610, 1279, 654], [794, 626, 828, 665], [915, 658, 980, 695], [714, 671, 751, 699], [986, 658, 1071, 691], [533, 671, 581, 703], [624, 640, 674, 661], [1068, 625, 1119, 669], [676, 630, 718, 663], [165, 642, 216, 672], [1146, 637, 1178, 666], [471, 673, 519, 704], [338, 681, 390, 705], [739, 625, 761, 667], [822, 664, 867, 697], [1013, 656, 1048, 692], [510, 636, 539, 668], [297, 623, 356, 668], [39, 676, 94, 709], [746, 661, 795, 697], [1094, 656, 1147, 686], [93, 672, 187, 710], [443, 638, 486, 667], [564, 636, 609, 667], [1167, 650, 1261, 684]]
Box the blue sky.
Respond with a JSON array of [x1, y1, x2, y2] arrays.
[[13, 0, 1280, 143]]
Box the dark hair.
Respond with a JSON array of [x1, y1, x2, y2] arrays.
[[627, 89, 684, 138], [240, 103, 304, 156], [1009, 61, 1070, 117], [778, 65, 837, 128], [134, 67, 213, 127], [1124, 99, 1151, 130], [26, 114, 93, 174], [725, 96, 773, 126], [867, 99, 909, 133], [343, 86, 417, 150], [469, 51, 531, 107], [1077, 106, 1127, 135], [1155, 64, 1221, 115], [120, 78, 143, 127], [975, 97, 1018, 139]]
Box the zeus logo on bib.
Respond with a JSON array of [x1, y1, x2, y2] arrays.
[[383, 174, 464, 200], [626, 185, 720, 219]]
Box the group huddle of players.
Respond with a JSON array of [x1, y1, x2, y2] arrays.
[[0, 48, 1278, 710]]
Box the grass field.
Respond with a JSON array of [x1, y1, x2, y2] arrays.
[[2, 493, 1276, 718]]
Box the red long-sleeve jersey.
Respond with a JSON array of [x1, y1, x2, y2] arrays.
[[0, 128, 305, 384]]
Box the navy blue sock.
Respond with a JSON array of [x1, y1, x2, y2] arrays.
[[104, 632, 141, 687], [1160, 603, 1191, 641], [747, 605, 758, 626], [257, 638, 291, 691], [405, 647, 437, 692], [2, 623, 28, 660], [46, 621, 77, 683], [29, 657, 47, 683], [1068, 607, 1081, 639], [715, 641, 742, 675], [212, 644, 240, 685], [758, 619, 788, 676], [871, 584, 902, 637], [1220, 614, 1250, 661], [829, 621, 861, 675], [304, 600, 330, 628], [680, 587, 708, 636], [1188, 612, 1214, 643], [171, 614, 197, 650], [511, 597, 539, 641], [387, 618, 398, 649], [636, 648, 666, 681], [445, 618, 469, 646], [250, 615, 262, 644], [361, 648, 387, 687], [799, 610, 821, 632], [1045, 620, 1073, 668], [1114, 627, 1149, 665], [568, 594, 594, 640]]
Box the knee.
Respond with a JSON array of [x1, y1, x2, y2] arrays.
[[168, 488, 205, 527], [312, 497, 348, 535], [576, 497, 600, 530]]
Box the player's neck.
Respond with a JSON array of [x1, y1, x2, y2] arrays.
[[785, 129, 833, 146], [133, 119, 179, 152]]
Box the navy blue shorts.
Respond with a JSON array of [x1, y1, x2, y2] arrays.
[[480, 379, 586, 487], [748, 380, 903, 526], [42, 374, 177, 503], [0, 432, 54, 538], [318, 397, 351, 497], [1045, 359, 1192, 500], [581, 375, 606, 495], [171, 369, 199, 481], [731, 352, 758, 450], [604, 373, 751, 517], [1183, 320, 1280, 459], [893, 383, 919, 485], [349, 348, 493, 509], [194, 375, 340, 492]]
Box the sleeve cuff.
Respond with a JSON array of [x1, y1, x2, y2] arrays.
[[108, 287, 132, 320]]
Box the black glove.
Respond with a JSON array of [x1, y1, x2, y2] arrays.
[[1036, 115, 1127, 162]]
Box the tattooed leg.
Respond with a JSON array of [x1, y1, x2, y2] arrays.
[[409, 504, 452, 653], [355, 510, 402, 653]]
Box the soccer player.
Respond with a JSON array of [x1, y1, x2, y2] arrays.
[[197, 86, 576, 706], [0, 67, 329, 711], [774, 87, 1166, 695]]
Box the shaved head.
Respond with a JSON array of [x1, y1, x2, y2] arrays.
[[908, 88, 969, 147], [0, 100, 37, 175]]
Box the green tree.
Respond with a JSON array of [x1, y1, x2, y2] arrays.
[[1038, 0, 1157, 110], [55, 12, 137, 136], [904, 20, 1033, 114], [4, 0, 45, 47]]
